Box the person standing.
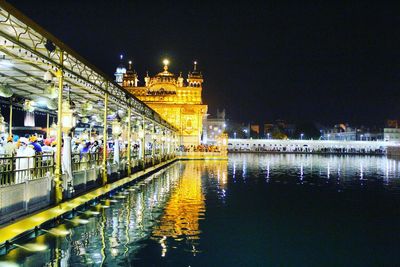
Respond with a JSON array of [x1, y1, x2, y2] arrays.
[[15, 138, 35, 183], [4, 136, 16, 156], [29, 135, 42, 153]]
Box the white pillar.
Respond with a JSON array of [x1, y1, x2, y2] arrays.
[[114, 139, 120, 165], [62, 135, 74, 195]]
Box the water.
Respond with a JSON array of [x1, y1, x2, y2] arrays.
[[1, 154, 400, 266]]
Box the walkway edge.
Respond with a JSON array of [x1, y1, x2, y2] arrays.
[[0, 158, 177, 246]]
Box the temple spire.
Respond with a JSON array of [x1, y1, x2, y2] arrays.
[[114, 54, 126, 85], [123, 59, 138, 87], [187, 60, 203, 87], [144, 71, 150, 86], [163, 59, 169, 71]]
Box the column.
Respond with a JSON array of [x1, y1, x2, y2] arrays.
[[54, 51, 64, 204], [141, 116, 146, 169], [151, 125, 155, 165], [46, 113, 50, 138], [127, 108, 132, 175], [102, 91, 108, 185], [161, 132, 165, 160], [8, 98, 12, 137]]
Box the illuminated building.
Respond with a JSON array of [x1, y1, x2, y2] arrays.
[[203, 109, 226, 144], [384, 128, 400, 141], [118, 59, 208, 146], [114, 55, 127, 85]]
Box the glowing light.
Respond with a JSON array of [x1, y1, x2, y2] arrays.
[[49, 122, 57, 137], [68, 218, 89, 224], [46, 228, 71, 236], [44, 85, 58, 99], [163, 59, 169, 66], [113, 195, 126, 199], [0, 261, 19, 267], [82, 102, 93, 111], [23, 99, 35, 112], [43, 69, 53, 82], [0, 58, 13, 68], [61, 101, 76, 133], [112, 120, 122, 137], [16, 243, 48, 252]]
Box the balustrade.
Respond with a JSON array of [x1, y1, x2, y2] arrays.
[[0, 153, 54, 186], [72, 152, 102, 172], [0, 147, 175, 188]]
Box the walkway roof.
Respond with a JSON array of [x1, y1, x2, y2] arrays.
[[0, 0, 176, 132]]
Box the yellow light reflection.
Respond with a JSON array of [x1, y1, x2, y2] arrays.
[[152, 160, 227, 256]]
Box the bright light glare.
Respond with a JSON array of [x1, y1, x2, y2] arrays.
[[0, 59, 13, 67]]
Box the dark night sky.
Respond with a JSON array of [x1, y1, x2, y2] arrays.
[[6, 0, 400, 126]]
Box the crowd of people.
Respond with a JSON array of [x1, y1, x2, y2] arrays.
[[0, 135, 224, 161], [72, 140, 102, 155], [0, 135, 57, 158], [0, 135, 57, 183], [0, 134, 129, 158], [0, 132, 181, 186], [179, 144, 221, 153], [0, 134, 123, 184]]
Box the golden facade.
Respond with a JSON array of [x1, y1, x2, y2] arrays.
[[120, 60, 207, 146]]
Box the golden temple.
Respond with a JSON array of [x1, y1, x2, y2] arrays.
[[118, 59, 208, 146]]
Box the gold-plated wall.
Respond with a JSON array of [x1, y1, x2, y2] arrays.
[[123, 63, 207, 146]]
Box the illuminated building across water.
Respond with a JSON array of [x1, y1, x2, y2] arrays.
[[116, 59, 208, 146]]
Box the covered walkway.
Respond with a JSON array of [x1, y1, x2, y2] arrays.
[[0, 1, 178, 224]]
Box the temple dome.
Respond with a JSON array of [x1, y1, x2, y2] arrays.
[[149, 59, 177, 86]]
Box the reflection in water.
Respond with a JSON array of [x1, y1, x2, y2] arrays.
[[1, 154, 400, 266], [151, 161, 228, 257], [230, 154, 400, 185], [0, 164, 181, 266], [152, 161, 205, 254], [0, 161, 228, 266]]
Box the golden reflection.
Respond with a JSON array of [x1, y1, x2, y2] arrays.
[[0, 162, 228, 265], [100, 208, 106, 266], [152, 162, 205, 239], [152, 160, 227, 255], [3, 234, 48, 261]]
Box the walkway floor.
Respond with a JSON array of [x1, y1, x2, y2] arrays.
[[0, 159, 176, 245]]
